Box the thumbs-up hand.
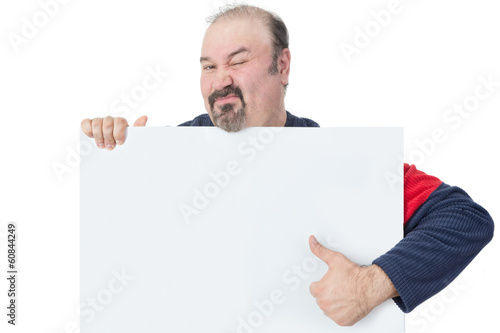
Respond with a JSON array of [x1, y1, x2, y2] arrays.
[[308, 235, 398, 326]]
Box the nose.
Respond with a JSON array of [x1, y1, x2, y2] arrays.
[[212, 68, 233, 91]]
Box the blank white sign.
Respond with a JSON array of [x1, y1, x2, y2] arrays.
[[80, 127, 404, 332]]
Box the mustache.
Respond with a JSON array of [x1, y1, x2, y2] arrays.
[[208, 86, 245, 109]]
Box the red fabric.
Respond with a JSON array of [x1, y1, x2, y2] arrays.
[[404, 163, 442, 225]]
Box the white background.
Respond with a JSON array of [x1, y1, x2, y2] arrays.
[[0, 0, 498, 332]]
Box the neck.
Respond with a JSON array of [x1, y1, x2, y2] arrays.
[[246, 105, 287, 128], [265, 109, 287, 127]]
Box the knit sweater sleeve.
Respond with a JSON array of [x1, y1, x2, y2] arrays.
[[372, 163, 494, 313]]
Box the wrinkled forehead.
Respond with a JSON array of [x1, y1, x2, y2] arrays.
[[201, 17, 273, 59]]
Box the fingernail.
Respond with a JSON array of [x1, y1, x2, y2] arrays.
[[116, 140, 123, 145], [311, 236, 318, 244], [105, 144, 114, 151], [98, 143, 104, 149]]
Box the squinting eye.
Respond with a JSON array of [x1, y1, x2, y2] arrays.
[[232, 62, 244, 66], [204, 65, 215, 70]]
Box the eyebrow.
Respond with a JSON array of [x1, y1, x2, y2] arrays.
[[200, 47, 249, 63]]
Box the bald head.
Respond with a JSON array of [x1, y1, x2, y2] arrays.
[[207, 5, 289, 79]]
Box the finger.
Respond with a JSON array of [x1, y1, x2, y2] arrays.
[[113, 117, 129, 145], [80, 119, 94, 138], [309, 235, 335, 265], [91, 118, 105, 149], [309, 281, 319, 297], [317, 298, 334, 313], [102, 116, 116, 150], [133, 115, 148, 127]]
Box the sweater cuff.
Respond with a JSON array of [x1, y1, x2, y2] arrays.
[[373, 255, 414, 313]]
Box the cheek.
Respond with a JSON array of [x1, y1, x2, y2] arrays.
[[200, 78, 212, 112], [200, 76, 211, 98], [240, 72, 273, 103]]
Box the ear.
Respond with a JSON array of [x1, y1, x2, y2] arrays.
[[278, 48, 291, 86]]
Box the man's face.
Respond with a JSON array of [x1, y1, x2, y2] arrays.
[[200, 17, 287, 132]]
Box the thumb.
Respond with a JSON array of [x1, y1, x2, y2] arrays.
[[133, 115, 148, 127], [309, 235, 335, 265]]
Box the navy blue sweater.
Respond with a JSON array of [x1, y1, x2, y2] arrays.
[[179, 111, 494, 313], [178, 111, 319, 128]]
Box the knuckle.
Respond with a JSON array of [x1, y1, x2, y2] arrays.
[[310, 282, 323, 296], [317, 245, 330, 257], [103, 117, 114, 130], [334, 252, 345, 261], [91, 118, 102, 129], [336, 318, 347, 327], [317, 296, 332, 310], [114, 117, 127, 126], [337, 318, 354, 327], [332, 312, 356, 327], [315, 284, 324, 294]]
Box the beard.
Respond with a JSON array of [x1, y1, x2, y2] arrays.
[[208, 86, 246, 133]]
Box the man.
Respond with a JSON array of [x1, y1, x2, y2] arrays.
[[80, 5, 494, 327]]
